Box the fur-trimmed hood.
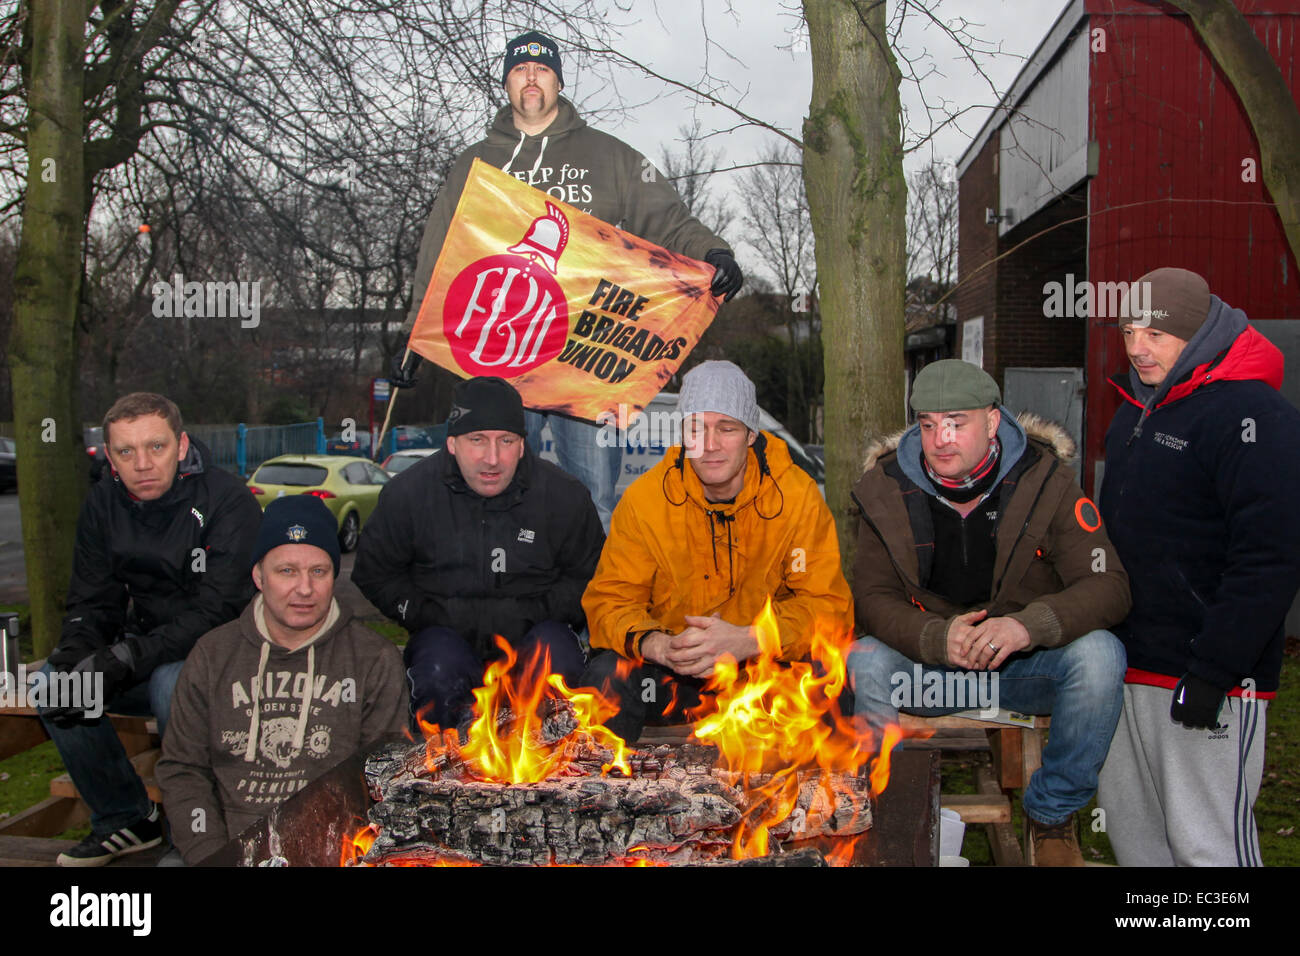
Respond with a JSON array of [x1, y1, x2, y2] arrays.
[[861, 409, 1076, 474]]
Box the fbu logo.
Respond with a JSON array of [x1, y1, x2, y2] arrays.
[[442, 203, 572, 377]]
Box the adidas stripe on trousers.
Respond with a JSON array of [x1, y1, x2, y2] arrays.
[[1098, 683, 1267, 866]]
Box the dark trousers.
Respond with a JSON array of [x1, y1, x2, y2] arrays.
[[404, 621, 585, 731], [581, 650, 710, 743]]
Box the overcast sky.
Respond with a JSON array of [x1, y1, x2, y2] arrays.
[[546, 0, 1071, 276]]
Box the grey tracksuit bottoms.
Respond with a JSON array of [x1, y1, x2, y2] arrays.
[[1098, 683, 1267, 866]]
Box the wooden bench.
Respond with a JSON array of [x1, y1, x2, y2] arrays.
[[0, 704, 162, 848], [899, 712, 1049, 865]]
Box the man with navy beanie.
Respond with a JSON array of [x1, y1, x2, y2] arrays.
[[353, 376, 605, 731], [157, 495, 407, 864], [390, 28, 742, 528]]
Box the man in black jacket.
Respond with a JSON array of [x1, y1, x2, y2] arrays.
[[39, 392, 262, 866], [352, 376, 604, 730], [1099, 267, 1300, 865]]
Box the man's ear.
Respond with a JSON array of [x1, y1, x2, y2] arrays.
[[445, 435, 456, 456], [986, 406, 1001, 440], [177, 430, 191, 461], [747, 429, 757, 447], [252, 561, 264, 593]]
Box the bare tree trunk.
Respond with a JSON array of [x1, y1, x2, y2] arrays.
[[1152, 0, 1300, 266], [802, 0, 906, 570], [9, 0, 87, 656]]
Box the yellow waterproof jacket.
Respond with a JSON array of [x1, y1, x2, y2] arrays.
[[583, 432, 853, 660]]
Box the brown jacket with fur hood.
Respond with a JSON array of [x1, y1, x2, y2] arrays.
[[851, 410, 1131, 666]]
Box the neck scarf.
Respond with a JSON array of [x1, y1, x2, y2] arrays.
[[923, 436, 1001, 503]]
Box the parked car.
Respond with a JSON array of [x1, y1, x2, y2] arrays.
[[0, 436, 15, 493], [381, 448, 439, 476], [83, 426, 108, 483], [246, 454, 390, 552], [325, 432, 372, 458]]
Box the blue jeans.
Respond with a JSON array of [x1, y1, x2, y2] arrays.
[[37, 660, 185, 835], [846, 630, 1126, 825], [404, 621, 586, 731], [525, 410, 620, 530]]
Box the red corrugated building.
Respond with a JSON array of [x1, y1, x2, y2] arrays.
[[955, 0, 1300, 496]]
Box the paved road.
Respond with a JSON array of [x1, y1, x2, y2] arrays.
[[0, 491, 384, 621]]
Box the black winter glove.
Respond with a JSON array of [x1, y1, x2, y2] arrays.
[[46, 639, 96, 673], [1170, 672, 1226, 730], [390, 351, 423, 389], [704, 249, 744, 302], [43, 642, 135, 727]]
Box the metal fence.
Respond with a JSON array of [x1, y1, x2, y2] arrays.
[[188, 419, 326, 477]]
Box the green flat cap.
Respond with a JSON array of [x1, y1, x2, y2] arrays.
[[910, 359, 1001, 413]]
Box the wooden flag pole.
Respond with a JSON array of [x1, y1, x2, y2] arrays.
[[374, 346, 408, 459]]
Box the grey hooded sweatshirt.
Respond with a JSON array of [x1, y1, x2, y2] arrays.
[[156, 597, 407, 864]]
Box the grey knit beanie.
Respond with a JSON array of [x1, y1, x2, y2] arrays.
[[679, 360, 760, 432]]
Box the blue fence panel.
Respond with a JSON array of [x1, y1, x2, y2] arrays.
[[189, 419, 326, 477]]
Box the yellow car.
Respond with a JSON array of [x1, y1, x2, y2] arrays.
[[246, 454, 390, 552]]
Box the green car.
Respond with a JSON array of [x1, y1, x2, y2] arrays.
[[246, 454, 390, 552]]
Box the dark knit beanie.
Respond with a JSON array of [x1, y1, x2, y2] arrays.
[[251, 495, 341, 576], [1125, 267, 1211, 342], [502, 31, 564, 88], [446, 376, 527, 437], [910, 359, 1001, 413]]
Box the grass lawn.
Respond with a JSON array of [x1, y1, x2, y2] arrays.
[[3, 600, 1297, 863]]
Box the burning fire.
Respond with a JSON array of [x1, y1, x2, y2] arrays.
[[691, 599, 898, 860], [350, 603, 909, 867], [419, 636, 630, 784]]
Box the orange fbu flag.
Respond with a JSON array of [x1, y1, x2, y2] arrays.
[[408, 159, 720, 423]]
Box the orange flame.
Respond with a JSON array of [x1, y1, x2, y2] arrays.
[[341, 824, 377, 867], [421, 636, 629, 784], [690, 599, 899, 859]]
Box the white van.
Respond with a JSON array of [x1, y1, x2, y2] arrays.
[[536, 391, 825, 500]]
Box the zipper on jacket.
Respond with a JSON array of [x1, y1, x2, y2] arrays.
[[990, 458, 1058, 598]]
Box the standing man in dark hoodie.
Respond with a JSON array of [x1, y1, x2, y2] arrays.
[[1098, 267, 1300, 866], [390, 30, 742, 528], [157, 496, 408, 865], [38, 392, 262, 866]]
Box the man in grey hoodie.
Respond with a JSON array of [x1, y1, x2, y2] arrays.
[[392, 30, 742, 528], [156, 496, 407, 865]]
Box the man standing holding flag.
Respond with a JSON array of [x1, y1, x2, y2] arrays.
[[392, 29, 742, 528]]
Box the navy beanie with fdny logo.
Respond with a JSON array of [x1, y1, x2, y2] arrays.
[[251, 495, 341, 577], [502, 31, 564, 87]]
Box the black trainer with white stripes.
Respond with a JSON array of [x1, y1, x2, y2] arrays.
[[56, 803, 164, 867]]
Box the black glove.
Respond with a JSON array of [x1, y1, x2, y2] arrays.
[[390, 352, 422, 389], [704, 249, 744, 302], [46, 639, 95, 673], [1170, 673, 1226, 730], [43, 642, 135, 727]]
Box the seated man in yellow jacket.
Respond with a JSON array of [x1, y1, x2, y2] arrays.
[[581, 360, 853, 741]]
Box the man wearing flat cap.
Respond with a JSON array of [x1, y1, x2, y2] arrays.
[[352, 376, 605, 729], [1098, 267, 1300, 866], [847, 358, 1131, 866], [157, 496, 408, 864], [389, 29, 742, 529], [581, 361, 853, 743]]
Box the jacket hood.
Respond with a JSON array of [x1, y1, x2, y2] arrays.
[[1110, 298, 1285, 411], [861, 408, 1070, 495], [660, 430, 794, 517]]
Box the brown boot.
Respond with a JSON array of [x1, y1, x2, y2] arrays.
[[1029, 815, 1085, 867]]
